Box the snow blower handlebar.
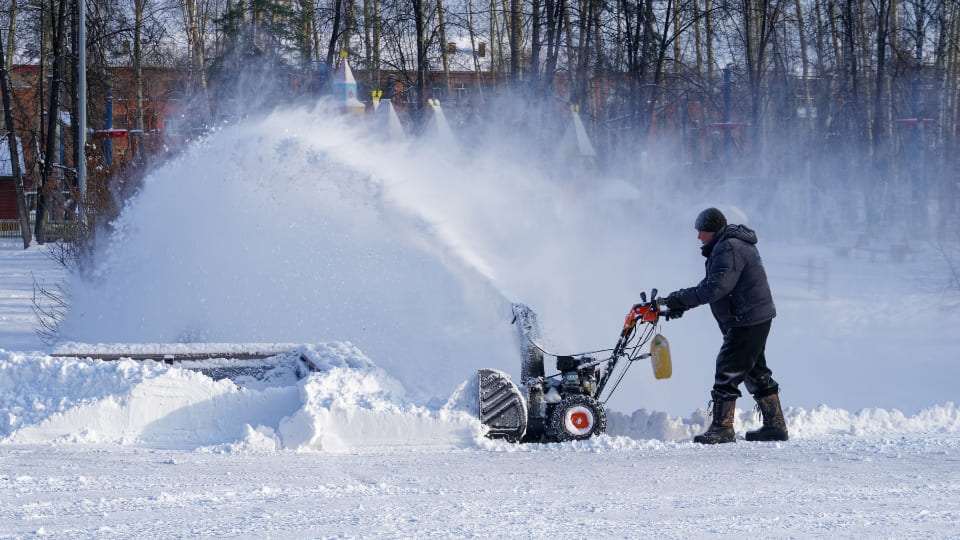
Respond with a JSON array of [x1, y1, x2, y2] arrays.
[[594, 290, 670, 401], [611, 289, 665, 358], [620, 289, 661, 332]]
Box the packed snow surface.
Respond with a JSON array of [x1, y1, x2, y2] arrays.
[[2, 102, 960, 537], [2, 341, 958, 537]]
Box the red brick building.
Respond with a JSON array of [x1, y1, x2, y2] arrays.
[[0, 138, 26, 220], [0, 64, 189, 221]]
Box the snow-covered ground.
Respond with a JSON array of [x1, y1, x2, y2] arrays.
[[2, 103, 960, 537], [3, 436, 958, 538]]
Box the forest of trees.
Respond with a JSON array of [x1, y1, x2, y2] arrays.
[[2, 0, 960, 247]]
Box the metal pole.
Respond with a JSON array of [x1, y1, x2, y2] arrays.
[[723, 67, 732, 173], [77, 0, 87, 221], [105, 90, 112, 167], [912, 75, 924, 232]]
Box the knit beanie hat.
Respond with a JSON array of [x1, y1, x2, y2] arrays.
[[694, 207, 727, 232]]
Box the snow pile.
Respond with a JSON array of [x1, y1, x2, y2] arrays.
[[606, 408, 706, 441], [0, 344, 482, 452], [2, 345, 957, 451], [606, 403, 960, 442], [273, 344, 481, 452], [786, 403, 960, 438]]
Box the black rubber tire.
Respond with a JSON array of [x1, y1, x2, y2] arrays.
[[547, 395, 607, 441]]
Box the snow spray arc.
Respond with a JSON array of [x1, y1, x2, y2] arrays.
[[57, 104, 680, 410]]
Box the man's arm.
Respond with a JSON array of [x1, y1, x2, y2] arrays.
[[674, 243, 741, 308]]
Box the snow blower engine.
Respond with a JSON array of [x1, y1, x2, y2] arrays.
[[478, 289, 673, 443]]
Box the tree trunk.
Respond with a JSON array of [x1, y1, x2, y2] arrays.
[[912, 0, 929, 227], [941, 1, 960, 238], [530, 0, 542, 89], [871, 0, 889, 152], [69, 0, 82, 220], [813, 0, 831, 136], [842, 0, 858, 126], [466, 0, 485, 101], [340, 0, 355, 56], [857, 0, 872, 138], [373, 0, 381, 90], [827, 0, 842, 72], [414, 0, 427, 118], [706, 0, 714, 89], [4, 0, 15, 74], [363, 0, 372, 83], [673, 0, 682, 71], [543, 0, 560, 94], [872, 0, 891, 221], [326, 0, 343, 74], [509, 0, 521, 84], [490, 0, 499, 79], [573, 0, 595, 104], [0, 29, 32, 248], [591, 0, 604, 102], [311, 0, 322, 65], [694, 0, 703, 79], [889, 0, 898, 54], [133, 0, 146, 162], [638, 0, 654, 130], [795, 0, 811, 131], [438, 0, 452, 96], [562, 0, 575, 79], [35, 0, 68, 244], [183, 0, 209, 128]]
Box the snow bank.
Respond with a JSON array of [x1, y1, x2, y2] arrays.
[[786, 403, 960, 438], [605, 402, 960, 442], [0, 344, 482, 452], [2, 345, 957, 451]]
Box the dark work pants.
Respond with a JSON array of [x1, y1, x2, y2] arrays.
[[713, 320, 779, 401]]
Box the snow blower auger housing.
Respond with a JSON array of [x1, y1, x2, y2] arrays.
[[478, 290, 673, 443]]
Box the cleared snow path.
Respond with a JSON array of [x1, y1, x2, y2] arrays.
[[1, 437, 957, 538]]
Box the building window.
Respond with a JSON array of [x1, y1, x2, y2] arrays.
[[403, 86, 419, 105], [164, 115, 183, 135], [455, 83, 469, 102]]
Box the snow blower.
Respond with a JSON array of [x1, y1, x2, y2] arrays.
[[478, 290, 673, 443]]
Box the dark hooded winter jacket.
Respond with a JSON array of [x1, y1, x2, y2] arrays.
[[676, 224, 776, 333]]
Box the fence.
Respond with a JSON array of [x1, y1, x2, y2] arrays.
[[772, 256, 830, 300], [805, 257, 830, 299], [0, 219, 78, 241]]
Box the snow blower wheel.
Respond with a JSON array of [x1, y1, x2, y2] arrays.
[[548, 395, 606, 441]]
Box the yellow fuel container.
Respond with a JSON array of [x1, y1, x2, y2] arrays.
[[650, 333, 672, 379]]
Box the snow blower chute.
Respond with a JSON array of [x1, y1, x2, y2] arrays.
[[478, 290, 674, 442]]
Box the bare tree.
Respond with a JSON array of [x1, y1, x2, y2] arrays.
[[34, 0, 69, 244], [0, 28, 33, 248]]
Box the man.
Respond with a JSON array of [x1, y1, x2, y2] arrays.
[[664, 207, 788, 444]]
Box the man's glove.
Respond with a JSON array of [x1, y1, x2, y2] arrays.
[[664, 292, 686, 311], [664, 307, 686, 320], [663, 292, 688, 320]]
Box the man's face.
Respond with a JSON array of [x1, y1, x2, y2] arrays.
[[697, 230, 715, 245]]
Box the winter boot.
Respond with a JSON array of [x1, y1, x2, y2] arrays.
[[745, 393, 789, 442], [693, 392, 737, 444]]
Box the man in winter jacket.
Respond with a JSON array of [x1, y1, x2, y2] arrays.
[[663, 208, 788, 444]]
